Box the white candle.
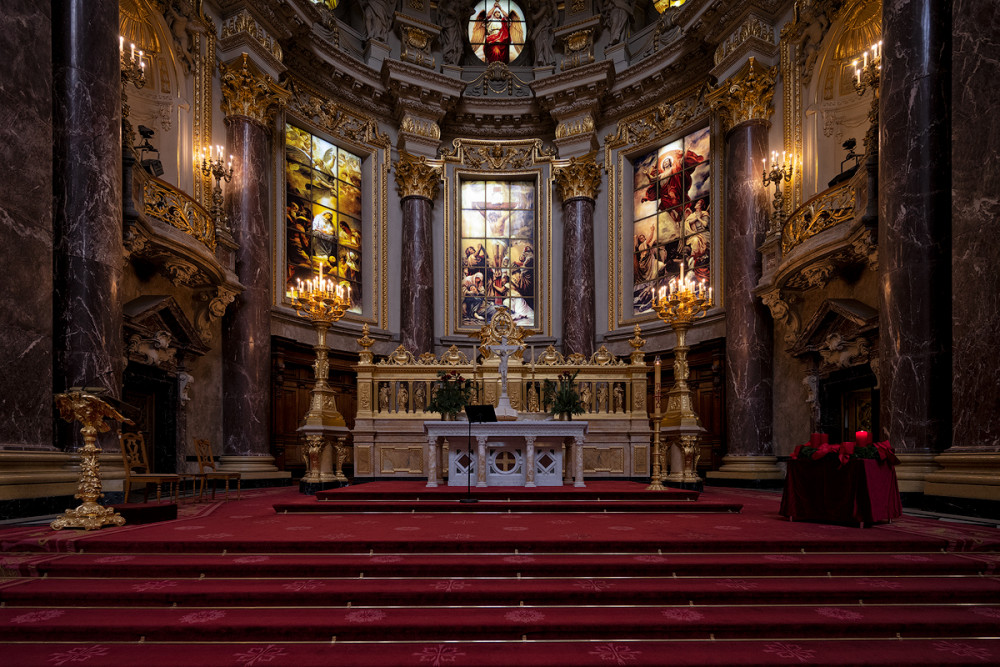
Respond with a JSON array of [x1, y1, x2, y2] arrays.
[[119, 36, 124, 55]]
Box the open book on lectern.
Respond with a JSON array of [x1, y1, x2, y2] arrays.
[[464, 404, 497, 424]]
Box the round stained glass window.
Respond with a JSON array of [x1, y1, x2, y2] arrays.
[[468, 1, 527, 65]]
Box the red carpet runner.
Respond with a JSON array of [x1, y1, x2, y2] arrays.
[[1, 483, 999, 665]]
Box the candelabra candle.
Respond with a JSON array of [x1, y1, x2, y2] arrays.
[[119, 37, 146, 88], [852, 40, 883, 156]]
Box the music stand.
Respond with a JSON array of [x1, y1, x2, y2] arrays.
[[462, 404, 497, 503]]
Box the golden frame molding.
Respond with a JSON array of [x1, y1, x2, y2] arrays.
[[441, 138, 556, 339], [276, 76, 392, 330], [602, 82, 719, 332]]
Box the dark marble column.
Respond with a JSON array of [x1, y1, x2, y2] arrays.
[[399, 196, 435, 354], [723, 120, 774, 456], [878, 0, 952, 454], [221, 117, 271, 458], [561, 197, 596, 357], [553, 157, 601, 357], [393, 155, 440, 354], [0, 0, 53, 449], [52, 0, 123, 405], [950, 0, 998, 451], [218, 54, 286, 463]]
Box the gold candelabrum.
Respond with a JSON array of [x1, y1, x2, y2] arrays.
[[198, 145, 234, 235], [853, 40, 882, 157], [51, 390, 134, 531], [650, 266, 712, 486], [762, 151, 793, 235], [119, 36, 146, 151], [647, 356, 665, 490], [286, 265, 352, 485]]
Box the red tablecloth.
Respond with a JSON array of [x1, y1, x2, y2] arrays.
[[779, 457, 902, 526]]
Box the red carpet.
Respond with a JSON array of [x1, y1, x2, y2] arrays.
[[1, 483, 999, 665]]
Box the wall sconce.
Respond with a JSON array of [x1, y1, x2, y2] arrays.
[[852, 40, 882, 157], [119, 36, 146, 149], [762, 151, 794, 234], [198, 146, 234, 235]]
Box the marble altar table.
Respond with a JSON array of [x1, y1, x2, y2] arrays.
[[424, 420, 589, 488]]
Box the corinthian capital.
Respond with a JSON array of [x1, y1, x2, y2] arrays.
[[707, 57, 777, 135], [393, 153, 442, 201], [219, 53, 289, 127], [553, 155, 602, 202]]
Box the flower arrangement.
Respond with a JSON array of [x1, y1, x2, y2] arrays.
[[791, 432, 898, 465], [426, 370, 473, 419], [543, 371, 585, 420]]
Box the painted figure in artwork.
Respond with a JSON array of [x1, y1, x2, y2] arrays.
[[472, 1, 524, 63]]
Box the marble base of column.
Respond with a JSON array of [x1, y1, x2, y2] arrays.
[[217, 455, 286, 481], [923, 453, 1000, 502], [891, 452, 941, 494], [562, 197, 595, 357], [399, 196, 434, 354], [705, 455, 784, 484]]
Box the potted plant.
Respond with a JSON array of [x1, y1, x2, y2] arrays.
[[426, 370, 473, 420], [543, 371, 585, 420]]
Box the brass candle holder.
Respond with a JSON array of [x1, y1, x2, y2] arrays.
[[287, 265, 352, 485], [119, 36, 146, 151], [647, 355, 665, 491], [762, 151, 793, 235], [198, 146, 234, 235], [650, 268, 712, 486], [51, 390, 133, 531], [853, 41, 882, 157]]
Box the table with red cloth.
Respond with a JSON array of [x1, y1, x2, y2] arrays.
[[780, 456, 902, 526]]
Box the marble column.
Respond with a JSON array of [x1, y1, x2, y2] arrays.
[[878, 0, 952, 466], [0, 0, 54, 449], [52, 0, 123, 408], [219, 54, 286, 464], [553, 157, 601, 357], [706, 58, 783, 483], [923, 1, 1000, 501], [394, 155, 441, 355]]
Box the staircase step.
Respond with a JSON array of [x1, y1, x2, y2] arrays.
[[276, 499, 742, 513], [1, 603, 998, 642]]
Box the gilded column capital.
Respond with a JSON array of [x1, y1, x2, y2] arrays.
[[707, 57, 778, 135], [393, 153, 442, 201], [219, 53, 289, 127], [553, 155, 602, 202]]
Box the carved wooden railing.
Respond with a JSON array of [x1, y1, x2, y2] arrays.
[[781, 179, 857, 255], [143, 177, 216, 251]]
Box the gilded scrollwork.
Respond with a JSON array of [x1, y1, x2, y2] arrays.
[[400, 113, 441, 140], [604, 84, 710, 148], [393, 153, 442, 200], [220, 9, 283, 64], [465, 61, 533, 97], [143, 178, 216, 250], [219, 53, 288, 127], [380, 345, 417, 365], [707, 57, 778, 134], [553, 155, 602, 202], [400, 25, 435, 69], [286, 80, 391, 148], [555, 116, 595, 139], [781, 181, 856, 254], [714, 15, 776, 66], [440, 138, 555, 170]]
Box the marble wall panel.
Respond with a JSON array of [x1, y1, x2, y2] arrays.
[[724, 121, 774, 456], [222, 119, 272, 457], [399, 196, 434, 354], [0, 0, 54, 448], [878, 0, 952, 453], [562, 197, 595, 356], [52, 0, 123, 401], [951, 0, 1000, 451]]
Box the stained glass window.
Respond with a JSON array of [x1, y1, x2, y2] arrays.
[[284, 124, 363, 315], [460, 179, 536, 327], [468, 1, 526, 65], [631, 126, 711, 316]]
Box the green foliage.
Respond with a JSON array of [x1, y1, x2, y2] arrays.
[[426, 370, 473, 418], [543, 371, 585, 418]]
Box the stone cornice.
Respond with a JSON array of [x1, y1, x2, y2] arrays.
[[532, 60, 615, 113]]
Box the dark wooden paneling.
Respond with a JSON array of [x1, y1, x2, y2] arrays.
[[271, 336, 359, 476]]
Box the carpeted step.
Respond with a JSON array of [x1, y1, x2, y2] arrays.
[[5, 637, 1000, 666], [4, 574, 999, 608], [315, 481, 700, 502], [6, 550, 989, 579], [275, 499, 743, 513], [1, 603, 999, 642]]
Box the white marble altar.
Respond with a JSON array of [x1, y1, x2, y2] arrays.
[[424, 420, 589, 488]]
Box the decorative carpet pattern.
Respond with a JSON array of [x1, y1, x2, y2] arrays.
[[1, 484, 999, 665]]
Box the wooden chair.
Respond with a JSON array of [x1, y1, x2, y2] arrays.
[[194, 438, 241, 501], [120, 432, 181, 504]]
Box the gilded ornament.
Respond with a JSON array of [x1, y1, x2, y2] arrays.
[[286, 80, 391, 148], [394, 153, 442, 200], [357, 323, 376, 364], [219, 53, 289, 127], [553, 155, 602, 202], [605, 85, 710, 148], [714, 15, 776, 66], [707, 57, 778, 134], [400, 113, 441, 140], [476, 307, 526, 359], [220, 9, 283, 64], [440, 138, 554, 170], [555, 116, 595, 139], [465, 62, 532, 97], [562, 28, 595, 70], [781, 181, 856, 254], [400, 26, 435, 68], [627, 323, 647, 364], [144, 179, 216, 250]]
